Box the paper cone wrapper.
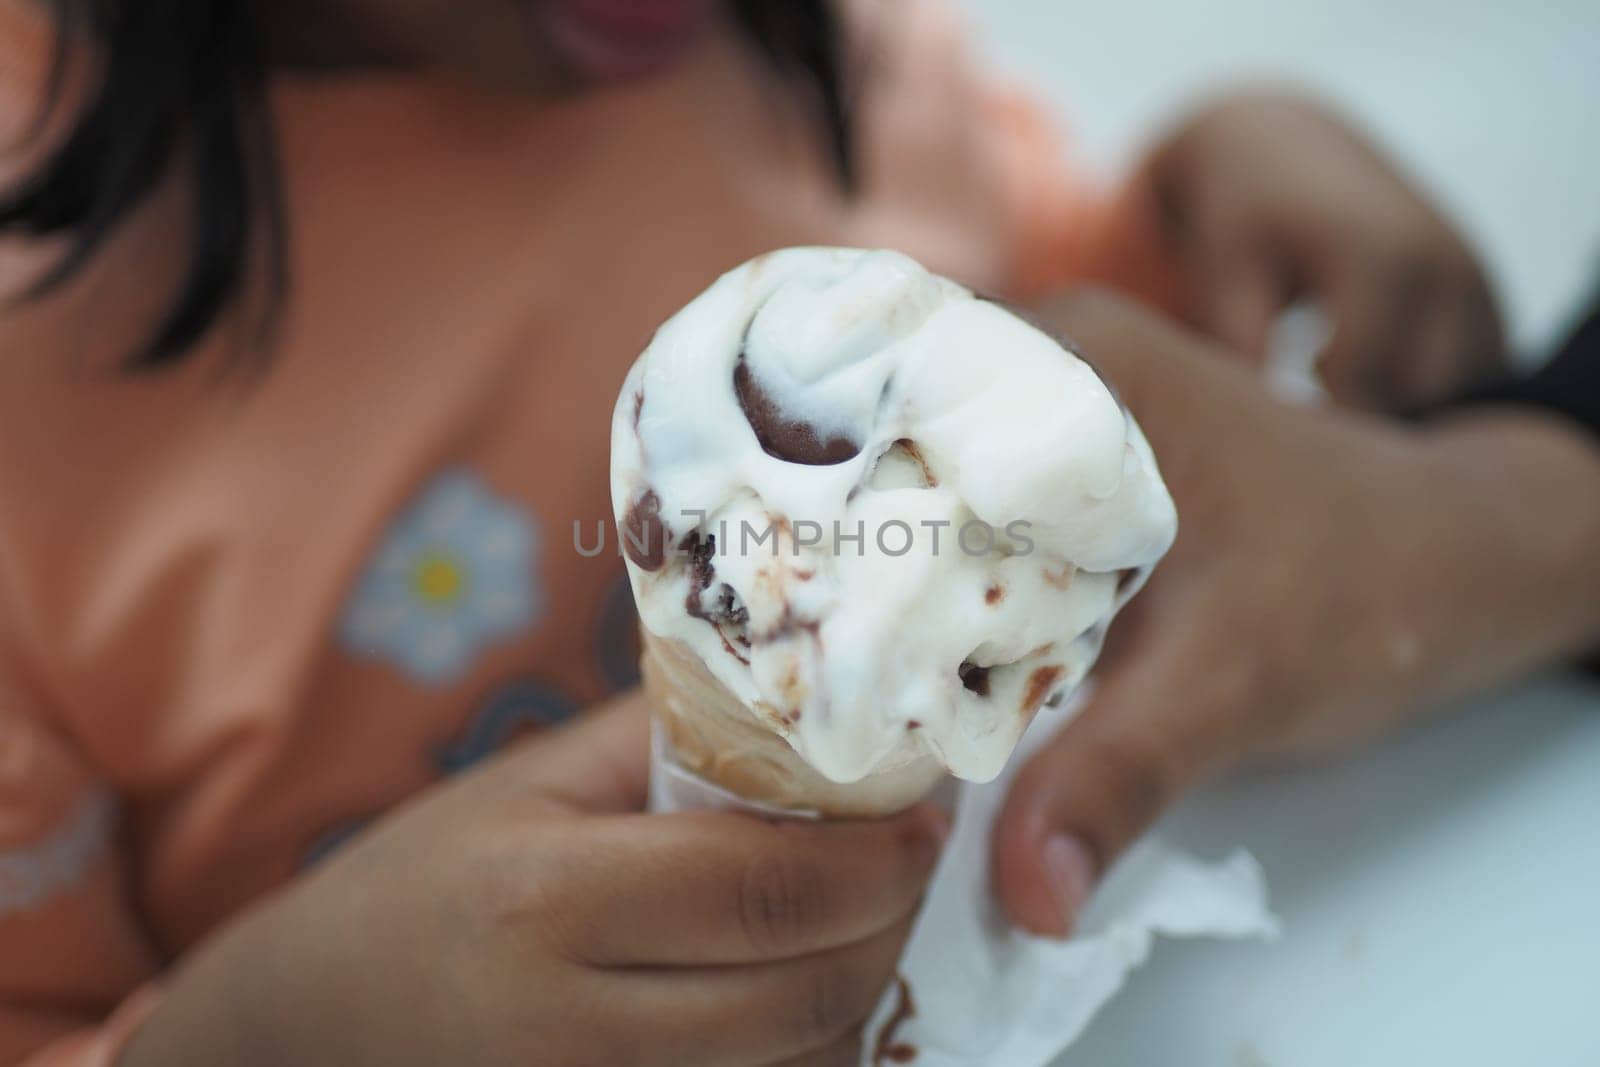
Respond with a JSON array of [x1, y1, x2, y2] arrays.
[[641, 630, 947, 818]]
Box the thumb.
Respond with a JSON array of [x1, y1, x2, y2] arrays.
[[991, 658, 1206, 939], [509, 689, 653, 813]]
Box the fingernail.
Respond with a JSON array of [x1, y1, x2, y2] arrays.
[[1042, 834, 1096, 936]]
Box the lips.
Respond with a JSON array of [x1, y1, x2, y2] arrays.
[[538, 0, 715, 79]]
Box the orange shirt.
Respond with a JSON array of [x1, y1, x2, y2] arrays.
[[0, 1, 1172, 1061]]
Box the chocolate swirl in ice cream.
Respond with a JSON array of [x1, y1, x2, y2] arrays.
[[612, 248, 1176, 787], [735, 358, 861, 466], [621, 490, 667, 571]]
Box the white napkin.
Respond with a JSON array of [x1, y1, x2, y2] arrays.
[[648, 694, 1278, 1066]]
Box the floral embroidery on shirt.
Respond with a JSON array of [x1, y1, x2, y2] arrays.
[[0, 789, 114, 919], [339, 469, 541, 685]]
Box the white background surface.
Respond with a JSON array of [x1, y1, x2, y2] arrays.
[[956, 3, 1600, 1064], [1068, 680, 1600, 1066]]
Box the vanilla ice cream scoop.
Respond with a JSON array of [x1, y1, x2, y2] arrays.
[[612, 248, 1176, 789]]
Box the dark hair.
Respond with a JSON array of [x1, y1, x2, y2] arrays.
[[0, 0, 853, 372]]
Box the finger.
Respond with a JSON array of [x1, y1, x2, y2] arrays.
[[544, 804, 945, 966], [1317, 264, 1420, 409], [1144, 126, 1290, 362], [992, 645, 1222, 939], [507, 689, 652, 812], [622, 914, 910, 1067], [1396, 288, 1473, 407], [1396, 284, 1507, 407]]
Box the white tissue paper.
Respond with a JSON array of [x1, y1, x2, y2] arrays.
[[648, 692, 1279, 1067]]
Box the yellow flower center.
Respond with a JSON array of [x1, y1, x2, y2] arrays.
[[412, 552, 466, 605]]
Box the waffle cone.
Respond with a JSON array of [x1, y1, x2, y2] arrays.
[[641, 631, 946, 817]]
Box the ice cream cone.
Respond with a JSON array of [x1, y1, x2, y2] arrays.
[[617, 249, 1176, 817], [641, 630, 946, 818]]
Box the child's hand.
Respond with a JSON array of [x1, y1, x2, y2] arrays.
[[121, 693, 947, 1067], [993, 291, 1600, 938], [1144, 90, 1504, 408]]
